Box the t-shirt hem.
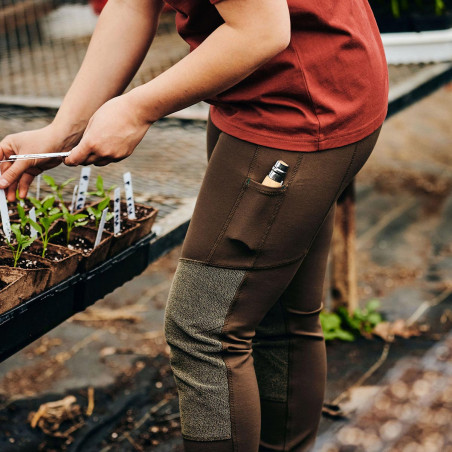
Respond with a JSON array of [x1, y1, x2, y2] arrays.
[[210, 107, 387, 152]]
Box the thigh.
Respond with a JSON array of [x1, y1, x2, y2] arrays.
[[181, 125, 382, 270]]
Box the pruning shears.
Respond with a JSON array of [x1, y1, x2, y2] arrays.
[[0, 152, 71, 164]]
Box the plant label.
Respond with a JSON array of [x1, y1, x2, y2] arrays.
[[70, 185, 78, 214], [114, 187, 121, 236], [0, 170, 11, 242], [36, 174, 41, 200], [123, 172, 136, 220], [29, 208, 38, 239], [76, 167, 91, 210], [94, 207, 108, 248]]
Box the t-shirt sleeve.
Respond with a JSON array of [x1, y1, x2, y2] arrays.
[[210, 0, 225, 4]]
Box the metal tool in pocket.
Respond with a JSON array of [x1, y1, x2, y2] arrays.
[[261, 160, 289, 187]]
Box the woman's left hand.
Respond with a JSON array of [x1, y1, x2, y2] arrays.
[[64, 93, 150, 167]]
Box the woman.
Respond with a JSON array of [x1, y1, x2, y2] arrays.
[[0, 0, 388, 450]]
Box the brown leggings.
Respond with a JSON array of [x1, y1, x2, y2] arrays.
[[164, 118, 382, 452]]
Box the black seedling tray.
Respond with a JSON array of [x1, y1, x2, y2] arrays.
[[0, 232, 156, 363]]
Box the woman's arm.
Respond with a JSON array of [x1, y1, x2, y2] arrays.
[[64, 0, 291, 165], [0, 0, 164, 199], [52, 0, 165, 143]]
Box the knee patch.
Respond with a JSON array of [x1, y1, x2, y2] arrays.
[[164, 258, 246, 441]]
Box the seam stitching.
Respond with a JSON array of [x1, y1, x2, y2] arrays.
[[281, 299, 291, 450], [206, 145, 261, 263], [253, 152, 304, 266], [221, 272, 248, 451]]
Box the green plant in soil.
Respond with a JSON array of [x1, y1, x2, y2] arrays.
[[320, 299, 383, 341], [87, 197, 113, 228], [6, 224, 35, 267], [61, 204, 88, 245], [28, 213, 63, 258], [87, 175, 116, 199], [29, 195, 61, 218], [42, 175, 75, 205]]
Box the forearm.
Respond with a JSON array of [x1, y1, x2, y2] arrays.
[[51, 0, 164, 147], [127, 0, 290, 124]]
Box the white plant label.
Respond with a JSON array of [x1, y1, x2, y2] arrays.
[[94, 207, 108, 248], [113, 187, 121, 236], [36, 174, 41, 200], [0, 171, 11, 242], [123, 172, 136, 219], [29, 207, 38, 239], [76, 167, 91, 210], [70, 185, 78, 214]]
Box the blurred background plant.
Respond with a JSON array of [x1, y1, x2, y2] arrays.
[[320, 299, 384, 342]]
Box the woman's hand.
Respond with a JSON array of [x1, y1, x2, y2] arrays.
[[64, 93, 151, 167], [0, 125, 73, 201]]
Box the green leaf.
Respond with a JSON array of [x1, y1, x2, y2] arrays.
[[43, 174, 57, 188], [320, 312, 341, 331], [48, 212, 63, 223], [48, 207, 61, 216], [335, 329, 355, 341], [29, 197, 42, 210], [61, 177, 76, 188], [28, 218, 43, 235], [43, 196, 55, 210], [17, 204, 26, 221], [98, 197, 110, 211], [367, 312, 383, 326], [11, 223, 22, 239], [365, 299, 381, 313], [50, 228, 63, 240], [96, 175, 103, 192], [22, 236, 35, 249]]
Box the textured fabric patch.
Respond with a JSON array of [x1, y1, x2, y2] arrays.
[[252, 300, 289, 402], [164, 258, 246, 441]]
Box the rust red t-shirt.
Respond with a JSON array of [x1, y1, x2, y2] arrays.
[[164, 0, 389, 152]]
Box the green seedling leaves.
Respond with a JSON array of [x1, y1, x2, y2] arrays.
[[26, 196, 63, 258], [43, 175, 75, 204], [7, 223, 35, 267], [87, 175, 116, 199], [61, 203, 88, 245], [87, 197, 113, 228]]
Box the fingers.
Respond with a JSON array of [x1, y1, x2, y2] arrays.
[[18, 173, 37, 199], [64, 142, 91, 167], [0, 160, 30, 191], [0, 136, 13, 162], [6, 180, 19, 202]]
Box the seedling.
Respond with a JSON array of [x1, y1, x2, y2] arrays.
[[88, 175, 116, 199], [87, 197, 113, 228], [7, 224, 35, 267], [61, 204, 88, 245], [15, 190, 28, 232], [43, 175, 75, 205], [29, 195, 61, 218], [28, 212, 63, 258]]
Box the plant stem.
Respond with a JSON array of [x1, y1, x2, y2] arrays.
[[13, 247, 20, 267]]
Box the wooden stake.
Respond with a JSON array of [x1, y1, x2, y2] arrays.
[[330, 180, 358, 314]]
